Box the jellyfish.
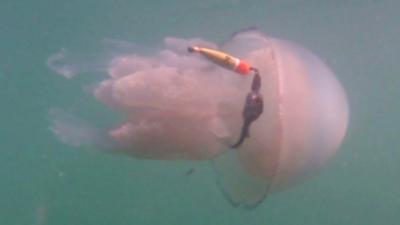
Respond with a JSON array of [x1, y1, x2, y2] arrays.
[[47, 29, 348, 208]]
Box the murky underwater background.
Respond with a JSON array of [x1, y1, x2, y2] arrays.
[[1, 0, 399, 224]]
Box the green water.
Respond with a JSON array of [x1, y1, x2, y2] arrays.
[[1, 0, 399, 224]]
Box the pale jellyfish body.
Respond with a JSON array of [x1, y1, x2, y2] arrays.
[[48, 30, 348, 208]]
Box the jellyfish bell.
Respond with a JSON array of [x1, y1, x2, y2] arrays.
[[212, 30, 349, 207], [47, 29, 348, 208]]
